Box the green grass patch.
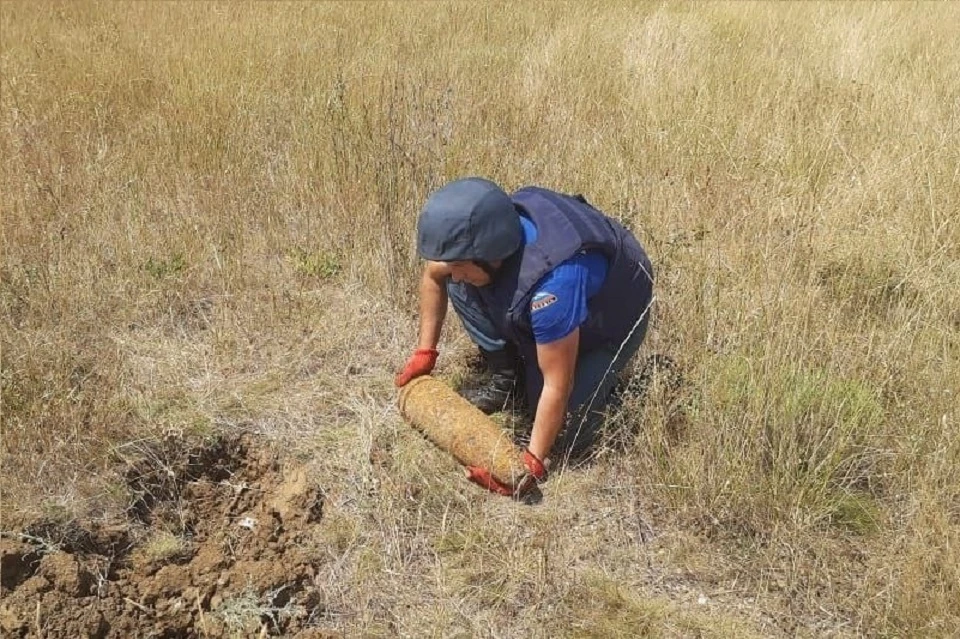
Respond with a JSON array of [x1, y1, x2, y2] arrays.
[[706, 357, 885, 531], [288, 247, 341, 280], [548, 572, 760, 638], [142, 253, 186, 280]]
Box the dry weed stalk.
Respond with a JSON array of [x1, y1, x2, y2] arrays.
[[1, 2, 958, 636]]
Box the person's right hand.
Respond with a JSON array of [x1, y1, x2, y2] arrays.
[[465, 449, 549, 499], [395, 348, 439, 387]]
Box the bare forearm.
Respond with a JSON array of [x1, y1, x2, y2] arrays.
[[417, 263, 449, 350], [528, 384, 571, 460], [529, 328, 579, 460]]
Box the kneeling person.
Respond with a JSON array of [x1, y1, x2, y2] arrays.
[[395, 177, 654, 495]]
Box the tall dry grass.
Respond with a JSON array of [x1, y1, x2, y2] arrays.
[[2, 2, 959, 636]]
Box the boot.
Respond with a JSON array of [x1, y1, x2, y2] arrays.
[[459, 346, 523, 415]]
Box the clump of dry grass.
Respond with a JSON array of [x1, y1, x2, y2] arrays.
[[2, 2, 959, 636], [135, 529, 189, 565]]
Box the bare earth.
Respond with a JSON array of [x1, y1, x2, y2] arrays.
[[1, 435, 332, 638]]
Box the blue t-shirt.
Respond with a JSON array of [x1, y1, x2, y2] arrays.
[[519, 217, 609, 344]]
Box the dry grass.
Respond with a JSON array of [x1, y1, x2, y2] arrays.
[[135, 529, 189, 565], [2, 1, 959, 636]]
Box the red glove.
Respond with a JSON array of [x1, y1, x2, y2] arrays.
[[395, 348, 438, 387], [466, 449, 548, 498]]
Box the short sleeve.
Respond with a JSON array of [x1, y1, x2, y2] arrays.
[[530, 261, 591, 344]]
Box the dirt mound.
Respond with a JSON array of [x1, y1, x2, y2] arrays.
[[1, 435, 332, 638]]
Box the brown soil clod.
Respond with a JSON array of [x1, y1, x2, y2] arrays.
[[0, 538, 42, 592], [1, 434, 330, 638]]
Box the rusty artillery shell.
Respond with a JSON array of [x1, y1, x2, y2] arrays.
[[397, 375, 526, 485]]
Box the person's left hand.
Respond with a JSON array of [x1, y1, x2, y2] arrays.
[[465, 449, 549, 498]]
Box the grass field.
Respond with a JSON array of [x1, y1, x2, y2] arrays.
[[2, 2, 959, 636]]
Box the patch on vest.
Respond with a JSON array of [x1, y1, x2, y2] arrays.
[[531, 292, 558, 312]]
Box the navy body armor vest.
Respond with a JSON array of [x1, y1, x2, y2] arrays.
[[473, 186, 654, 370]]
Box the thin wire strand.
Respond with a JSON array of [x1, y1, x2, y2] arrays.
[[558, 287, 657, 474]]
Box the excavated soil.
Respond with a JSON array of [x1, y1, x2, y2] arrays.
[[0, 435, 333, 638]]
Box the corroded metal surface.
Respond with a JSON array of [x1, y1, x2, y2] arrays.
[[398, 375, 525, 485]]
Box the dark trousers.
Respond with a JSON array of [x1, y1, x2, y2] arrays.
[[447, 280, 650, 454]]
